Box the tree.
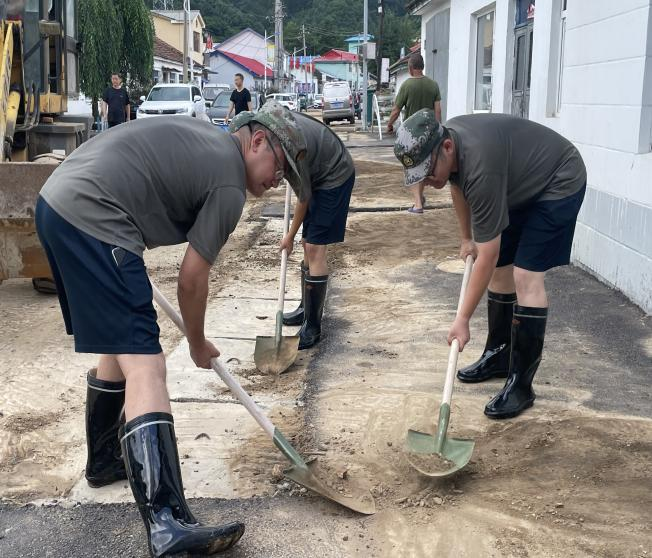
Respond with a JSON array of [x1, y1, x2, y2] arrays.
[[78, 0, 122, 118], [115, 0, 155, 90], [78, 0, 154, 119]]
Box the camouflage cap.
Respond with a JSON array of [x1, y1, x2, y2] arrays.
[[394, 109, 445, 186], [230, 100, 307, 192]]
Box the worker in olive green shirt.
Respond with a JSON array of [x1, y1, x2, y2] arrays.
[[387, 52, 442, 213]]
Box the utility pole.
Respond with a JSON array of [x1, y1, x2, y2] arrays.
[[183, 0, 188, 83], [362, 0, 368, 131], [375, 0, 384, 91], [264, 30, 268, 94], [302, 24, 308, 95], [274, 0, 284, 91]]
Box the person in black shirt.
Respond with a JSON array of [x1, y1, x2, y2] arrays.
[[102, 73, 130, 128], [226, 73, 252, 120]]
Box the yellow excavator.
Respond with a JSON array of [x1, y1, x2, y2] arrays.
[[1, 0, 88, 292]]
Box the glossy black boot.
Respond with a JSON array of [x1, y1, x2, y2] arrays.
[[298, 274, 328, 350], [121, 413, 245, 557], [484, 306, 548, 420], [457, 291, 517, 383], [85, 369, 127, 488], [283, 261, 308, 326]]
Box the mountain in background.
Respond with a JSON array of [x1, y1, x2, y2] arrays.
[[146, 0, 419, 64]]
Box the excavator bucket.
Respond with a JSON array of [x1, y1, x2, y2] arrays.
[[0, 162, 58, 283]]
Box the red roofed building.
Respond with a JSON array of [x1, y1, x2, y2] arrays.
[[206, 49, 273, 92], [314, 49, 363, 88]]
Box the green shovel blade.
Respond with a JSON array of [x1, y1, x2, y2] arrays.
[[406, 403, 474, 477], [273, 429, 376, 515]]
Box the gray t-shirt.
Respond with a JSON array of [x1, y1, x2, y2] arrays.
[[446, 113, 587, 243], [294, 112, 354, 201], [40, 117, 246, 264]]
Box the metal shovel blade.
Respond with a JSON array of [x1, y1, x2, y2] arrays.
[[274, 429, 376, 515], [406, 403, 474, 477], [254, 312, 299, 374], [254, 334, 299, 374]]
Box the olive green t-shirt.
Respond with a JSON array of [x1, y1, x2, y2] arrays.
[[394, 76, 441, 119], [40, 117, 246, 265], [446, 113, 587, 243]]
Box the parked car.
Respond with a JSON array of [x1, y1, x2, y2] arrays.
[[312, 93, 324, 109], [207, 90, 262, 126], [202, 83, 231, 105], [137, 83, 206, 119], [266, 93, 298, 111], [322, 81, 354, 125]]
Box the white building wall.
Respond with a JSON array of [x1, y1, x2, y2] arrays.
[[416, 0, 652, 313]]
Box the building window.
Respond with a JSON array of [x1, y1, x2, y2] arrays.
[[556, 0, 567, 113], [194, 31, 201, 53], [474, 10, 495, 111]]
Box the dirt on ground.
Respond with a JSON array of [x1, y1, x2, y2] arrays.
[[1, 153, 650, 558]]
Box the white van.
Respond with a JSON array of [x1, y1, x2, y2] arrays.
[[322, 81, 354, 125]]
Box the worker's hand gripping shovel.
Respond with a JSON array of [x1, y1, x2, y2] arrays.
[[150, 282, 376, 515], [254, 183, 299, 374], [406, 255, 475, 477]]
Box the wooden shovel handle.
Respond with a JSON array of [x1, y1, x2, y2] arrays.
[[277, 183, 292, 313], [151, 282, 276, 439], [442, 256, 474, 406]]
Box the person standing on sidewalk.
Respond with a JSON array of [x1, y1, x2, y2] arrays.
[[386, 53, 442, 215], [101, 73, 130, 128], [394, 109, 586, 419], [35, 102, 306, 557], [226, 73, 253, 120], [233, 111, 355, 351]]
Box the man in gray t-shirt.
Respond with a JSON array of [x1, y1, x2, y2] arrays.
[[35, 102, 306, 557], [395, 110, 586, 421], [276, 112, 355, 350]]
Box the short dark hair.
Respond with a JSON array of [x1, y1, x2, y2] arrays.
[[111, 72, 121, 78], [235, 73, 244, 80], [408, 53, 424, 71]]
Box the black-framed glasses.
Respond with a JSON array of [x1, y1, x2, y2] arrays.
[[427, 142, 444, 179], [266, 135, 286, 182]]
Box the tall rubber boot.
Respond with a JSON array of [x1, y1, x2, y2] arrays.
[[283, 261, 308, 326], [457, 291, 517, 383], [484, 306, 548, 420], [85, 368, 127, 488], [121, 412, 245, 557], [298, 274, 328, 350]]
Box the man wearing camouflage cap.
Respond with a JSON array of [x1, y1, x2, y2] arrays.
[[395, 109, 586, 419], [35, 100, 305, 557], [235, 109, 355, 350]]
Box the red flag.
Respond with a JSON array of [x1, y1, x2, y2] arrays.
[[206, 35, 213, 51]]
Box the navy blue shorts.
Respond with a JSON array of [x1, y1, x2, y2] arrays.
[[497, 184, 586, 272], [35, 197, 161, 354], [302, 171, 355, 245]]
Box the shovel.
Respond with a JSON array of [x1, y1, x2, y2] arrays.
[[150, 282, 376, 515], [254, 184, 299, 374], [406, 255, 475, 477]]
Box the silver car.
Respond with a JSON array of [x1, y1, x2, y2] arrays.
[[207, 90, 262, 127], [322, 81, 354, 125]]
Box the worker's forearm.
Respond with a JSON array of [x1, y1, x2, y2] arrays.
[[459, 252, 496, 321], [288, 200, 309, 237], [387, 106, 401, 126], [435, 107, 442, 123], [450, 185, 473, 240], [177, 278, 209, 345]]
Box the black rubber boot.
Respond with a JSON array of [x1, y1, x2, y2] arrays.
[[484, 306, 548, 420], [457, 291, 517, 383], [283, 261, 308, 326], [298, 274, 328, 350], [121, 412, 245, 557], [85, 369, 127, 488]]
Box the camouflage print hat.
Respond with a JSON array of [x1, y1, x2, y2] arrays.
[[394, 109, 445, 186], [230, 100, 307, 193]]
